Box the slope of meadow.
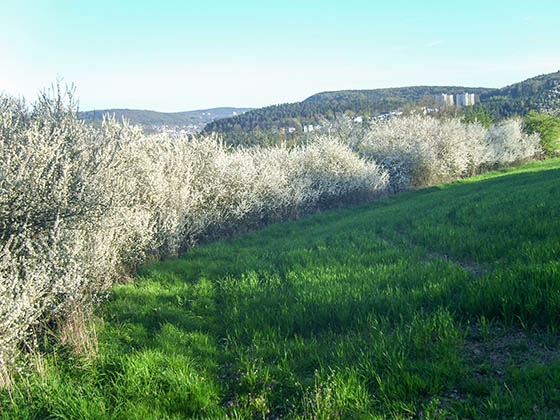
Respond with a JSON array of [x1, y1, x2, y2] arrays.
[[2, 158, 559, 419]]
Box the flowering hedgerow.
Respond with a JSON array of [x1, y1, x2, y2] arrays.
[[0, 89, 387, 368], [325, 115, 541, 191], [0, 88, 543, 370]]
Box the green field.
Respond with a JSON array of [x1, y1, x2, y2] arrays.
[[3, 159, 560, 419]]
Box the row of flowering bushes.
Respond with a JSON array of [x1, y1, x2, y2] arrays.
[[0, 89, 543, 370], [327, 115, 541, 192], [0, 91, 388, 368]]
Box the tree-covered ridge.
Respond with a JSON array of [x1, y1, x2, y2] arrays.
[[205, 71, 560, 145], [79, 107, 253, 130], [477, 71, 560, 118], [204, 86, 492, 138], [304, 85, 492, 103]]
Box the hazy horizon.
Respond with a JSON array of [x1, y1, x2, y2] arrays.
[[2, 0, 559, 112]]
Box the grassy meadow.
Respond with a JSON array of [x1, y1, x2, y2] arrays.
[[2, 158, 560, 419]]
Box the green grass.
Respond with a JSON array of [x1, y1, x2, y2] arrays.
[[2, 158, 560, 419]]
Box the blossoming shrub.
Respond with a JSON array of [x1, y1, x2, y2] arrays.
[[0, 91, 388, 368], [331, 115, 541, 191], [0, 91, 139, 367]]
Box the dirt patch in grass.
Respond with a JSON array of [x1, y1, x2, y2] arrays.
[[464, 325, 560, 377], [387, 229, 491, 277]]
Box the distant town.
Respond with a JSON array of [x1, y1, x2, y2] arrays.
[[287, 93, 477, 135]]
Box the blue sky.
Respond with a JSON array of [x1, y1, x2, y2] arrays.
[[1, 0, 559, 111]]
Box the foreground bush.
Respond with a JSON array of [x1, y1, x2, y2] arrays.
[[0, 90, 133, 369], [0, 90, 388, 369]]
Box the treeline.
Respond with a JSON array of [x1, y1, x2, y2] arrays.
[[203, 86, 493, 142], [303, 85, 492, 103], [476, 71, 560, 119], [205, 72, 560, 146], [204, 86, 492, 142]]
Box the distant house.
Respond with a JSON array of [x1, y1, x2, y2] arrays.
[[371, 112, 390, 121], [422, 107, 439, 115]]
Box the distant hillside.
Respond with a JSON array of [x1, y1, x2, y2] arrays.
[[204, 71, 560, 145], [477, 71, 560, 118], [304, 85, 492, 104], [79, 107, 253, 132], [204, 86, 492, 140]]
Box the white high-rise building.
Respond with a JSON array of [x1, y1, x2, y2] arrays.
[[434, 93, 455, 108], [456, 93, 476, 106]]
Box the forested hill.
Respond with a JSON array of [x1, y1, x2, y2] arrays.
[[79, 107, 253, 131], [477, 71, 560, 118], [303, 86, 492, 104], [204, 71, 560, 145], [203, 86, 492, 138]]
